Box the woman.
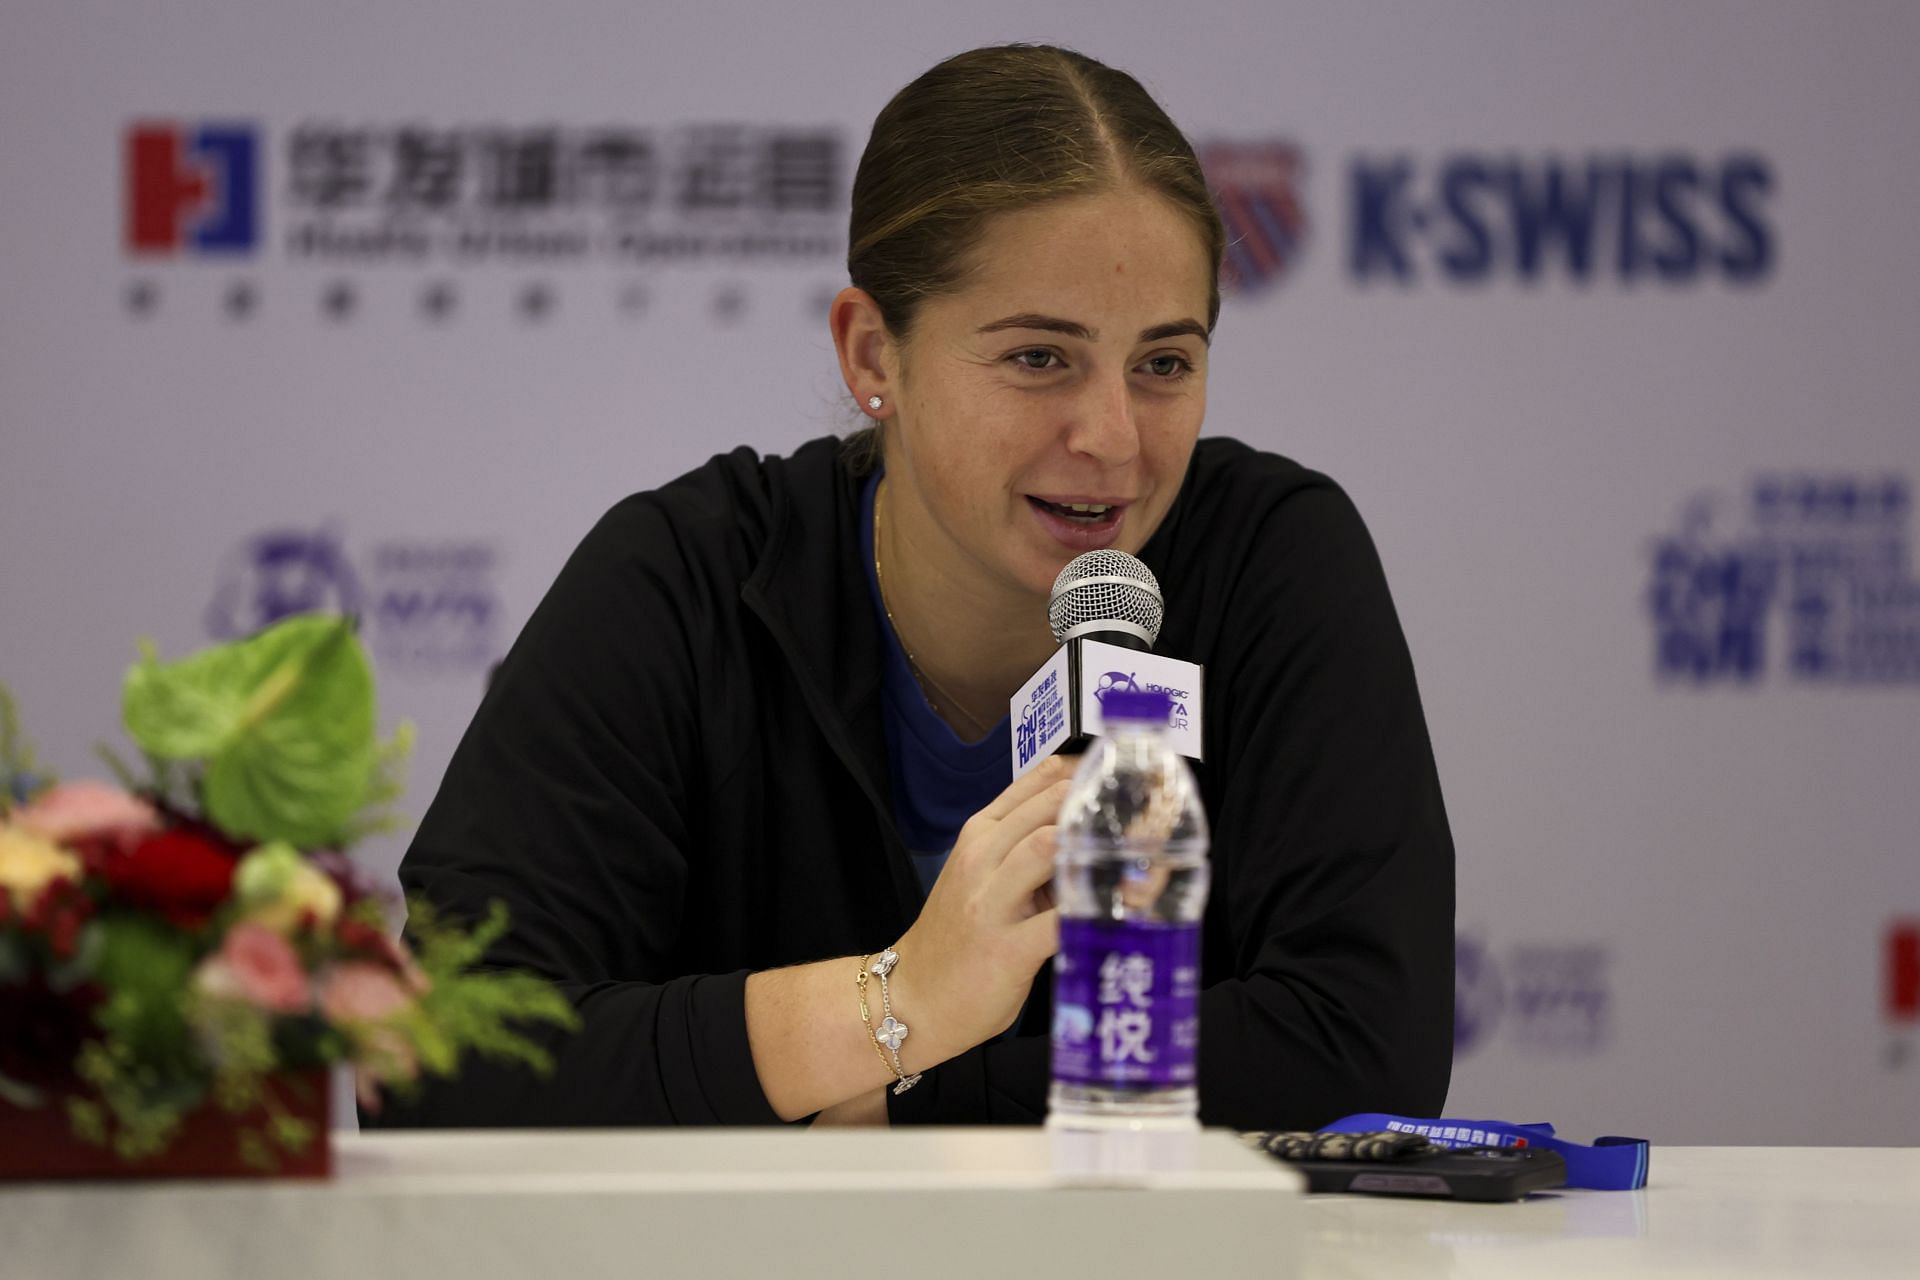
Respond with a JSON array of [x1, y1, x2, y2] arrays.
[[372, 44, 1453, 1130]]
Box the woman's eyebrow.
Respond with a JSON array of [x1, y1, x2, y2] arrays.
[[1139, 319, 1210, 345], [977, 313, 1093, 339], [976, 314, 1211, 345]]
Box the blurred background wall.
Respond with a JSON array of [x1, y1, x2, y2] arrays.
[[3, 0, 1915, 1143]]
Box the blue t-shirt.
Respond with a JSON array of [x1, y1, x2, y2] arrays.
[[860, 471, 1012, 895]]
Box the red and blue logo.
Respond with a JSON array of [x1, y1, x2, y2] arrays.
[[1199, 141, 1307, 295], [125, 121, 260, 255]]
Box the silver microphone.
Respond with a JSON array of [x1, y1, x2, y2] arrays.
[[1012, 549, 1205, 774], [1048, 550, 1164, 651]]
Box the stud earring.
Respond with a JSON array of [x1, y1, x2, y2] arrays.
[[866, 395, 884, 411]]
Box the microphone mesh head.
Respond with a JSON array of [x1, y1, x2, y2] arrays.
[[1048, 550, 1164, 646]]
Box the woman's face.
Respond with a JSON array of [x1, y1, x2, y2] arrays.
[[883, 186, 1213, 602]]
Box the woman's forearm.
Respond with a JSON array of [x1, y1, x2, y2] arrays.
[[745, 955, 954, 1121]]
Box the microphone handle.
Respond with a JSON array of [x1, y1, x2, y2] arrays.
[[1073, 628, 1150, 654], [1055, 630, 1148, 756]]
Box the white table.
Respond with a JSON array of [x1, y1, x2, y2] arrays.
[[1305, 1146, 1918, 1278], [2, 1132, 1914, 1279]]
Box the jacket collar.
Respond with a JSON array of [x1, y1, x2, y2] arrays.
[[742, 439, 883, 715], [739, 439, 923, 922]]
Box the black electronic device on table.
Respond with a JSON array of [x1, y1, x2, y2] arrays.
[[1244, 1131, 1568, 1202], [1293, 1146, 1567, 1201]]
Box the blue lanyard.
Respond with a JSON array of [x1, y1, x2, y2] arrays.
[[1319, 1113, 1651, 1190]]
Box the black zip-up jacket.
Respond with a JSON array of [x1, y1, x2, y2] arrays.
[[369, 435, 1454, 1129]]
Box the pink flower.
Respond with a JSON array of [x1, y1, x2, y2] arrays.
[[12, 780, 158, 845], [319, 961, 415, 1024], [352, 1025, 420, 1115], [198, 922, 311, 1014], [335, 918, 431, 995]]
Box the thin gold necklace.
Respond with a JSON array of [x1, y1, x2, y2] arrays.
[[873, 482, 994, 739]]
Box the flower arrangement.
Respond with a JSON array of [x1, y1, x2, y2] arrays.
[[0, 614, 575, 1170]]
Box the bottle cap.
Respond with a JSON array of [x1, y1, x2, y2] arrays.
[[1098, 687, 1173, 725]]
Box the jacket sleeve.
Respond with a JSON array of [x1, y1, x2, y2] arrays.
[[1191, 481, 1455, 1129], [364, 493, 788, 1128], [889, 482, 1455, 1129]]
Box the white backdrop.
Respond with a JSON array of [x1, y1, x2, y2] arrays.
[[3, 0, 1916, 1144]]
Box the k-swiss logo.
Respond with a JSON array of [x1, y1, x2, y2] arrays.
[[1350, 152, 1773, 286], [125, 122, 260, 254], [1199, 141, 1307, 295]]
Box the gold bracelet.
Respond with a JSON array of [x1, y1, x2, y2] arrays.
[[855, 949, 922, 1095], [854, 958, 897, 1076]]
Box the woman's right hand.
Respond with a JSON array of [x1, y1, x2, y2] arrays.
[[887, 754, 1073, 1063]]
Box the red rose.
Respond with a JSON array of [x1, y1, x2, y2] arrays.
[[334, 918, 392, 962], [98, 828, 239, 930], [18, 877, 95, 958]]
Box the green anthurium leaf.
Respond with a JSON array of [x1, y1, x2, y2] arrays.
[[121, 637, 256, 759], [205, 624, 376, 847], [121, 615, 377, 847]]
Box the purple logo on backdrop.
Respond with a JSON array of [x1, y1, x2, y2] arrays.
[[206, 528, 363, 636], [1198, 141, 1307, 295], [1504, 945, 1612, 1053], [1648, 474, 1918, 684], [1453, 935, 1505, 1054], [363, 542, 501, 674], [208, 528, 501, 677], [1455, 936, 1612, 1056]]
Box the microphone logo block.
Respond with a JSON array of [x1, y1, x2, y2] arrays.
[[1011, 648, 1073, 774], [1077, 641, 1203, 761]]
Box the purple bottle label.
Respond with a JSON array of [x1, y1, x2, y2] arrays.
[[1051, 918, 1201, 1089]]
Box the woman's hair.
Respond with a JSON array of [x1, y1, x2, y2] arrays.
[[843, 44, 1225, 472]]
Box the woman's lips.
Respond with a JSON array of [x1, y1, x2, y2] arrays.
[[1025, 495, 1127, 551]]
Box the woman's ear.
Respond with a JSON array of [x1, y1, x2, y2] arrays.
[[830, 287, 896, 418]]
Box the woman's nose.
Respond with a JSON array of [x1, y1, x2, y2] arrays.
[[1063, 371, 1141, 468]]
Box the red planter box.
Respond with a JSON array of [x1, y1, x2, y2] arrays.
[[0, 1069, 332, 1181]]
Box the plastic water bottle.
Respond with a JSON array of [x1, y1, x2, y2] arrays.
[[1047, 687, 1210, 1130]]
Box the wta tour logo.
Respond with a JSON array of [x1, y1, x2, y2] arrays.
[[205, 529, 361, 634], [207, 528, 500, 677], [1198, 141, 1306, 295], [125, 122, 260, 254], [1648, 474, 1919, 683], [1454, 935, 1613, 1056]]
